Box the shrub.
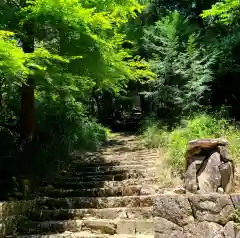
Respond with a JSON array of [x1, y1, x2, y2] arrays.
[[140, 117, 168, 148], [0, 98, 110, 200], [233, 206, 240, 224], [141, 114, 240, 174]]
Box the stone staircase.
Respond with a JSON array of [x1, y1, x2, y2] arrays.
[[6, 134, 160, 238]]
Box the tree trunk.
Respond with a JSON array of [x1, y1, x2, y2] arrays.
[[195, 0, 204, 27], [20, 80, 35, 142], [101, 91, 113, 126], [20, 3, 35, 143]]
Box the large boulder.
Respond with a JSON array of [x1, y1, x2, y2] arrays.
[[188, 193, 234, 225], [154, 194, 194, 227], [220, 221, 236, 238], [153, 194, 238, 238], [219, 162, 234, 193], [230, 194, 240, 207], [185, 156, 205, 193], [197, 152, 222, 193], [155, 217, 185, 238], [185, 138, 234, 194], [184, 221, 223, 238]]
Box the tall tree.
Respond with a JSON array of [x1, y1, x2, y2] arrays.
[[20, 0, 35, 143], [142, 12, 218, 118], [0, 0, 152, 137]]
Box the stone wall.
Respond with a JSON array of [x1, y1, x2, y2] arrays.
[[154, 193, 240, 238]]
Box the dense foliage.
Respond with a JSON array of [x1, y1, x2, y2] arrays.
[[1, 0, 240, 198], [140, 113, 240, 184], [138, 0, 240, 176], [142, 12, 217, 118], [125, 0, 240, 122], [0, 0, 152, 200]]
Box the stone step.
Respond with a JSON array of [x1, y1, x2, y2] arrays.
[[66, 164, 156, 173], [60, 168, 156, 177], [15, 219, 154, 236], [52, 179, 158, 190], [8, 231, 154, 238], [29, 207, 153, 221], [56, 170, 156, 183], [74, 149, 158, 157], [69, 161, 122, 167], [70, 157, 156, 167], [55, 172, 155, 182], [102, 153, 157, 159], [38, 185, 161, 198], [35, 195, 156, 209]]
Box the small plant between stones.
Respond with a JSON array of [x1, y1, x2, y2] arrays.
[[233, 206, 240, 224]]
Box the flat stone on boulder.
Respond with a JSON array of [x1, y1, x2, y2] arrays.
[[188, 138, 228, 151]]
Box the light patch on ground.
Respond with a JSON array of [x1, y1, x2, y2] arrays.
[[155, 149, 182, 188]]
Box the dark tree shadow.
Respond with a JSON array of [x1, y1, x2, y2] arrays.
[[0, 131, 139, 237]]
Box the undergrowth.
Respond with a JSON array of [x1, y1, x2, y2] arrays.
[[0, 98, 111, 201], [140, 114, 240, 175]]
